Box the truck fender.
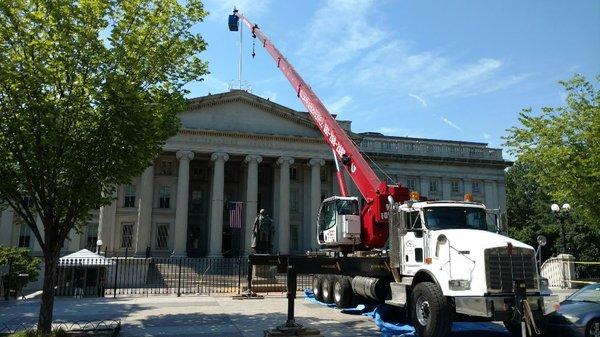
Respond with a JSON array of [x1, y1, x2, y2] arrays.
[[411, 269, 442, 293]]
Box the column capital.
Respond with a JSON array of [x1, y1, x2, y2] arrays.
[[308, 158, 325, 167], [210, 152, 229, 162], [244, 154, 263, 164], [276, 156, 294, 166], [176, 150, 194, 161]]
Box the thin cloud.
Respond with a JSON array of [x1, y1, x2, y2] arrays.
[[483, 132, 491, 140], [299, 0, 388, 74], [440, 116, 463, 132], [327, 95, 353, 115], [409, 94, 428, 107], [300, 1, 526, 99]]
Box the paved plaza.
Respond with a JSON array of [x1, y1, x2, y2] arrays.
[[0, 295, 515, 337]]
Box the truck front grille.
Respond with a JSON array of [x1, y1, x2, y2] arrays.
[[484, 247, 537, 293]]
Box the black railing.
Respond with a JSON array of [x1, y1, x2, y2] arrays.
[[55, 256, 313, 297]]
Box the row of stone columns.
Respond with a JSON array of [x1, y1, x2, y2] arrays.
[[94, 150, 327, 257]]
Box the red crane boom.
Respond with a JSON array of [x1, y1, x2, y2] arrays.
[[230, 11, 409, 248]]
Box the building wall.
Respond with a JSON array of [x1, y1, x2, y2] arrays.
[[1, 91, 510, 257]]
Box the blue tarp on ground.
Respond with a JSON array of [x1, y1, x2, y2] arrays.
[[303, 289, 511, 337]]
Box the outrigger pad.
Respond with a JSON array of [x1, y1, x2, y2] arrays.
[[264, 326, 322, 337], [232, 289, 264, 300]]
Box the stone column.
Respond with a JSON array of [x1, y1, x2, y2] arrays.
[[28, 215, 45, 254], [497, 181, 507, 211], [463, 178, 473, 195], [135, 165, 155, 256], [0, 209, 14, 246], [172, 150, 194, 257], [308, 159, 324, 249], [67, 228, 80, 252], [244, 155, 262, 255], [420, 177, 429, 196], [442, 177, 452, 200], [208, 152, 229, 257], [98, 191, 117, 253], [277, 156, 294, 254], [484, 180, 498, 208]]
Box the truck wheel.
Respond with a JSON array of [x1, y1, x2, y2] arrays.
[[321, 276, 336, 304], [409, 282, 452, 337], [312, 275, 324, 302], [334, 276, 353, 308]]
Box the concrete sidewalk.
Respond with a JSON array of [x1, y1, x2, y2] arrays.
[[0, 295, 380, 337], [0, 294, 519, 337]]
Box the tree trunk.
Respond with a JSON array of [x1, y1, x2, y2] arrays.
[[37, 252, 58, 334]]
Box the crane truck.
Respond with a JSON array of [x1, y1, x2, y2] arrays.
[[228, 10, 558, 337]]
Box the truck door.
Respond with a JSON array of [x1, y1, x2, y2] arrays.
[[402, 210, 426, 276]]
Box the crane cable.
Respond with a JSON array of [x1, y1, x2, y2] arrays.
[[350, 137, 396, 184]]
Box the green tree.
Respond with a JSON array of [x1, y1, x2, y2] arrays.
[[0, 246, 42, 299], [504, 74, 600, 260], [0, 0, 208, 333]]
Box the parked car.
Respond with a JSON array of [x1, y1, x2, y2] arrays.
[[545, 283, 600, 337]]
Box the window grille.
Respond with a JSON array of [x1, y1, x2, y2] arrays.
[[156, 224, 169, 250], [121, 222, 134, 248]]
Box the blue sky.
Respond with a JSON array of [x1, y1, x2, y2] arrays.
[[185, 0, 599, 155]]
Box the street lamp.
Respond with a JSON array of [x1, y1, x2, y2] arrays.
[[96, 239, 103, 254], [536, 235, 547, 268], [550, 203, 570, 254]]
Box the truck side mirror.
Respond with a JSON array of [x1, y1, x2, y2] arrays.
[[398, 211, 407, 236]]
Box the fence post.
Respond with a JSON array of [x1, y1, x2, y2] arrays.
[[113, 258, 119, 298], [177, 258, 182, 297], [237, 257, 242, 295]]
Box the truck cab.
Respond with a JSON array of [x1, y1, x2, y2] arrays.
[[317, 196, 361, 247], [386, 193, 558, 336]]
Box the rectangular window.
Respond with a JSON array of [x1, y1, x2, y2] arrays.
[[18, 225, 31, 248], [290, 224, 299, 251], [160, 160, 173, 175], [120, 222, 134, 248], [429, 180, 438, 193], [472, 181, 481, 194], [155, 224, 169, 250], [290, 167, 298, 181], [407, 178, 416, 191], [159, 186, 171, 209], [123, 185, 136, 208], [86, 224, 98, 250], [290, 189, 300, 213], [451, 181, 460, 193], [320, 167, 328, 182]]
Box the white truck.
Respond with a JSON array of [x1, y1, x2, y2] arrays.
[[307, 193, 558, 337]]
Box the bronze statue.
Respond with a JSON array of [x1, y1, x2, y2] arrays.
[[252, 209, 273, 254]]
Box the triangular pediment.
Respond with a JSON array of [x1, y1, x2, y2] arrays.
[[181, 90, 322, 138]]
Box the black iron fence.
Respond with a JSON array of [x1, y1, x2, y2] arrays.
[[55, 257, 313, 297]]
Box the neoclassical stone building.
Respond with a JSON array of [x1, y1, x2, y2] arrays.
[[0, 90, 510, 257]]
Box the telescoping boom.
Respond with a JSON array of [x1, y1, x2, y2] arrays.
[[229, 10, 409, 249]]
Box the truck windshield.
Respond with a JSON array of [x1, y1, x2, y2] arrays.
[[424, 207, 494, 231], [337, 199, 359, 215]]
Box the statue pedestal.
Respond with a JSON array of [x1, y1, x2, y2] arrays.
[[250, 265, 286, 292], [252, 265, 277, 282]]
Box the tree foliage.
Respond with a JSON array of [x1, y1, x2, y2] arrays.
[[0, 0, 208, 332], [504, 74, 600, 261], [0, 246, 42, 297]]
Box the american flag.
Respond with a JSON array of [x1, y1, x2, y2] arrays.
[[228, 202, 243, 228]]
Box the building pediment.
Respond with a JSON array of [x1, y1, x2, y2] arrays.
[[182, 90, 323, 138]]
